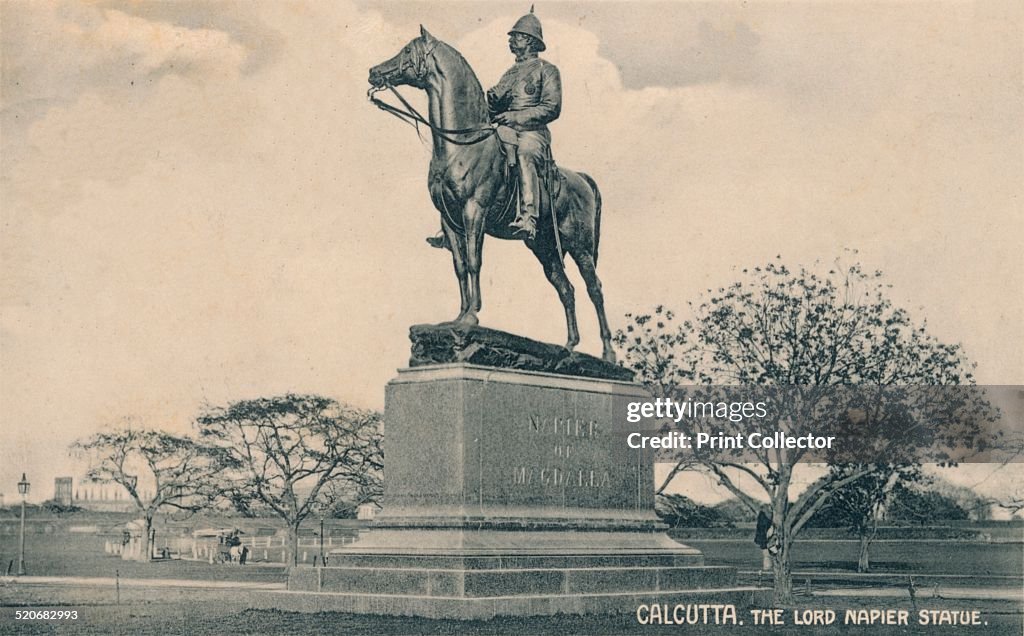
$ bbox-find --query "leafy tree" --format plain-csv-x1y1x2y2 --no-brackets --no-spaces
656,493,732,528
806,465,921,571
326,500,361,520
712,498,757,524
615,259,997,603
41,499,84,518
196,394,383,567
924,476,994,521
887,482,970,524
319,478,379,519
71,427,225,561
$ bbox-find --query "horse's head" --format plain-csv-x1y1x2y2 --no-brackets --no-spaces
368,26,439,90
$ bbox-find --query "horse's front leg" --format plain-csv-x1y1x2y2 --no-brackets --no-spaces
441,218,472,323
456,199,486,326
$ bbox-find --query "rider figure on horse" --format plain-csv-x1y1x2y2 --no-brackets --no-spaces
429,8,560,247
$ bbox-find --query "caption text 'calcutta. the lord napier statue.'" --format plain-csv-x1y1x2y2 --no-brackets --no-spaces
367,10,617,363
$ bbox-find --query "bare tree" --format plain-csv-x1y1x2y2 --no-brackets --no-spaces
72,427,224,561
980,428,1024,516
615,259,997,603
992,495,1024,515
195,394,383,567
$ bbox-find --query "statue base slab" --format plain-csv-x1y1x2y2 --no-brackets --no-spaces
408,323,633,382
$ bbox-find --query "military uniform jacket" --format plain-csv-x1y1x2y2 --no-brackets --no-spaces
487,57,562,132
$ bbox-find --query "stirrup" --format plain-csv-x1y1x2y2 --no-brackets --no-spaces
426,233,450,250
509,216,537,240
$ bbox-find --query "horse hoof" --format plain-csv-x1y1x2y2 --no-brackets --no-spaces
603,350,618,364
454,314,479,327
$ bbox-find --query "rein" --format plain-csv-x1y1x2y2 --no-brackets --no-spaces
369,86,496,146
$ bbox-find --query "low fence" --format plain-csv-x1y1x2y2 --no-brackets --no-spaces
155,534,361,564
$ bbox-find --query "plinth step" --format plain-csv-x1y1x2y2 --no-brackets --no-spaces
324,552,703,570
291,565,737,597
253,586,773,619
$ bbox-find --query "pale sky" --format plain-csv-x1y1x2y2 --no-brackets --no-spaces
2,1,1021,502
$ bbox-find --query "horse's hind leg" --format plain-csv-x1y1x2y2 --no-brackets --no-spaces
531,247,580,350
572,251,616,363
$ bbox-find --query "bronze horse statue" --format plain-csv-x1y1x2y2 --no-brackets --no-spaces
368,27,615,363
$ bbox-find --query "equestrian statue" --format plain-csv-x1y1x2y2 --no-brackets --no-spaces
368,10,616,363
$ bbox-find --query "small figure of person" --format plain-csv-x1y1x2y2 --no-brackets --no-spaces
754,504,774,572
226,531,242,563
239,545,248,565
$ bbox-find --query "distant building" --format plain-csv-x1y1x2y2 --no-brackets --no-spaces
356,502,382,520
73,478,153,513
54,477,73,506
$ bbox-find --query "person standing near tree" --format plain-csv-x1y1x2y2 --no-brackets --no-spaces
755,504,774,572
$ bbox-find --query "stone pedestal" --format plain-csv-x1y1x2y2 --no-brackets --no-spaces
277,334,768,618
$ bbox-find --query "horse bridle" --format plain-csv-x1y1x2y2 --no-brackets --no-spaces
368,39,497,146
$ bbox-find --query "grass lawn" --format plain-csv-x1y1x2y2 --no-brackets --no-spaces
688,540,1023,576
5,532,1020,582
0,533,285,583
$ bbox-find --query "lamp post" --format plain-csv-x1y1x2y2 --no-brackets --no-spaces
318,505,326,566
17,473,30,576
316,500,335,566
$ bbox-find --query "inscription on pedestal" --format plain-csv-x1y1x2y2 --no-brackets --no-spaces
510,414,612,490
511,467,612,488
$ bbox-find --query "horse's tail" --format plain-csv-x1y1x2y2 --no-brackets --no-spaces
579,172,602,265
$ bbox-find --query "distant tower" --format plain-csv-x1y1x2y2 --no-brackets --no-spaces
54,477,74,506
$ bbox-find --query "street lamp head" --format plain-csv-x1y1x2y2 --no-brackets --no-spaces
17,473,29,497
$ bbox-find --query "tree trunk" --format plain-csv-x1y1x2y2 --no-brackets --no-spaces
857,519,878,573
770,473,794,606
771,539,794,605
286,522,300,568
857,531,871,572
140,514,154,562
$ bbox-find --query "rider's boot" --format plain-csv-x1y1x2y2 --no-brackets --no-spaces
510,161,540,240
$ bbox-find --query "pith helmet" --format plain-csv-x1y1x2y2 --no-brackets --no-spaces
508,7,546,51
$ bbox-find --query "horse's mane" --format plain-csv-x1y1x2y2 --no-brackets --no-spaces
432,40,490,126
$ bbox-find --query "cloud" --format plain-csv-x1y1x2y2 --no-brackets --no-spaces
2,3,249,117
83,8,247,74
